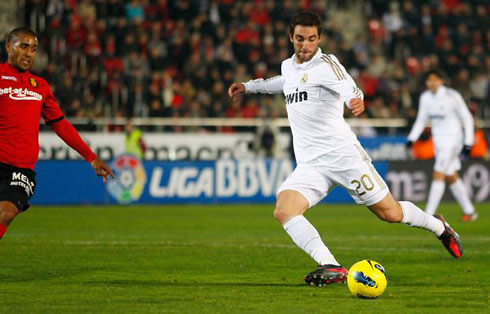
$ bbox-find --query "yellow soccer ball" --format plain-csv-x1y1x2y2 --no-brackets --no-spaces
347,260,388,299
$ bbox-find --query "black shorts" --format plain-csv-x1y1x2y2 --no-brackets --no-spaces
0,162,37,211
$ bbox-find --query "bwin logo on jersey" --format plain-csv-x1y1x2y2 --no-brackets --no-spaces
429,114,445,120
285,88,307,105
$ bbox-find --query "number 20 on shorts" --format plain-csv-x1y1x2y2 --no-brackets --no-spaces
351,174,375,196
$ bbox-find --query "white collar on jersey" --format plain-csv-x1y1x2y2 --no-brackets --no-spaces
431,85,447,96
292,48,323,70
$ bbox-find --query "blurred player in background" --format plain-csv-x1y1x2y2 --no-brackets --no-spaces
228,11,463,288
407,70,478,222
0,27,114,241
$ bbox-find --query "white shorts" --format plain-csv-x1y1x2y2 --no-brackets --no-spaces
277,144,389,208
434,145,462,175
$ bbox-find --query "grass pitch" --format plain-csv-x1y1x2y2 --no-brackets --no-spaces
0,203,488,313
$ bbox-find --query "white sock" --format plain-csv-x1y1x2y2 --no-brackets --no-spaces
400,201,445,237
425,180,446,215
449,179,475,215
283,215,339,266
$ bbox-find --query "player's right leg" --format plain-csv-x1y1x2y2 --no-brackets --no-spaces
0,162,37,240
0,201,20,240
425,170,446,215
275,191,347,286
275,164,347,287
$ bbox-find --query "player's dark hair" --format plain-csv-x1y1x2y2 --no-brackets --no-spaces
424,69,446,81
289,11,322,37
7,27,37,43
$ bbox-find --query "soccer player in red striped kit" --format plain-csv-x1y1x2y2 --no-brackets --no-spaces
0,27,115,240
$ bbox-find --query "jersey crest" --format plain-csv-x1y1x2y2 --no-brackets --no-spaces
29,77,38,88
300,73,308,84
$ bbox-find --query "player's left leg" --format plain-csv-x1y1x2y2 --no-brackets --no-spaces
0,201,20,240
446,173,478,222
329,143,462,258
368,193,443,234
368,193,463,258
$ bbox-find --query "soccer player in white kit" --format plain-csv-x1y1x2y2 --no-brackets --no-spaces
228,11,463,287
407,70,478,222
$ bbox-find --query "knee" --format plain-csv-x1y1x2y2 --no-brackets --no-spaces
274,202,301,225
375,202,403,223
432,171,445,181
445,175,458,184
369,194,403,223
273,205,290,224
273,190,309,224
0,204,19,225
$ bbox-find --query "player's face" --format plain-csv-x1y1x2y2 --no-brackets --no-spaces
6,34,38,72
425,74,443,93
290,25,321,63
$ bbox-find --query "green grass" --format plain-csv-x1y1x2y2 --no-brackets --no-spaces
0,203,488,313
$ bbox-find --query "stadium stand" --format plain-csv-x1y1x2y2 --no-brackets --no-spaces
10,0,489,133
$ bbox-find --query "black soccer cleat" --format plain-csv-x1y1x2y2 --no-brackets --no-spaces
304,264,348,287
434,214,463,258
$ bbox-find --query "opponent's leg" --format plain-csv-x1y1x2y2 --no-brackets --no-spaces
0,201,20,240
275,190,347,286
446,174,478,222
368,193,463,258
425,171,446,215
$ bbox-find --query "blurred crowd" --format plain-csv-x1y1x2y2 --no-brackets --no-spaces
8,0,489,132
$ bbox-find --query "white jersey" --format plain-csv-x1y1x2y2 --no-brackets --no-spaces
243,48,363,163
407,86,474,150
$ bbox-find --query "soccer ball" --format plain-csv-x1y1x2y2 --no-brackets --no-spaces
347,260,387,299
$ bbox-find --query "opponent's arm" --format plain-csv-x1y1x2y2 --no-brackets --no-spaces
42,89,115,182
407,96,429,143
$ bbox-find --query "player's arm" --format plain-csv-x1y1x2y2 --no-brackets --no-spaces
406,95,429,146
453,91,475,156
453,92,474,146
228,76,284,103
319,55,364,116
42,89,115,182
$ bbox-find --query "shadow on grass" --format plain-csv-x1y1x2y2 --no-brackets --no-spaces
0,266,115,283
85,279,307,288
